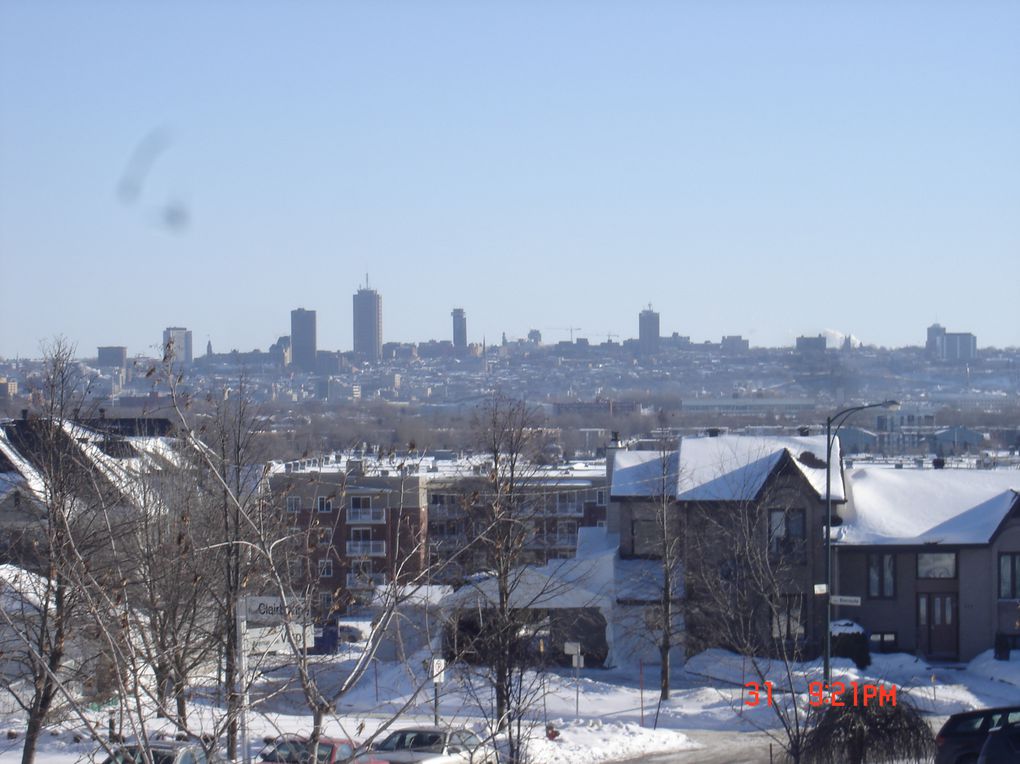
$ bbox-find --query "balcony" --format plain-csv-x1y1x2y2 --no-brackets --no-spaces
347,540,387,558
348,506,387,524
347,572,387,589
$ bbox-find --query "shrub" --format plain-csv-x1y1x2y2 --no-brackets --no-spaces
801,693,934,764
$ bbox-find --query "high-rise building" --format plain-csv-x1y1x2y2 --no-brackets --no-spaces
452,308,467,355
638,306,660,355
926,323,977,362
162,327,193,364
291,308,317,372
97,346,128,369
353,288,382,362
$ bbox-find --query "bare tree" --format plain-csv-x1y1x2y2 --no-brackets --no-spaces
683,472,817,763
0,339,114,764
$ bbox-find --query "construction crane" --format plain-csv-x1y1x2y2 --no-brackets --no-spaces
547,326,582,342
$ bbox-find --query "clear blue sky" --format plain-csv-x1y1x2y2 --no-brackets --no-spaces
2,1,1018,358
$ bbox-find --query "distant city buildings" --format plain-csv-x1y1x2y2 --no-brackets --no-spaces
451,308,467,356
162,327,193,365
926,323,977,363
638,306,660,355
291,308,317,372
353,287,382,362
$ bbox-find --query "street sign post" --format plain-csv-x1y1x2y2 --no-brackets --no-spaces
432,658,446,725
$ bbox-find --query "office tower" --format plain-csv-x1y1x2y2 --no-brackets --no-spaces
452,308,467,355
97,346,127,369
291,308,317,372
638,306,660,355
926,323,945,359
162,327,193,364
353,287,382,362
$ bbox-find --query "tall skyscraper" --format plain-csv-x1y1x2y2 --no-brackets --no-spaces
353,288,382,362
452,308,467,355
291,308,317,372
638,305,660,355
162,327,193,364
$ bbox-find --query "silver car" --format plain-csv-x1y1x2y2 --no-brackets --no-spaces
364,727,498,764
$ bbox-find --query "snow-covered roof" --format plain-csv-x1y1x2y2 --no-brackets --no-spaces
836,467,1020,546
0,564,49,614
611,434,840,502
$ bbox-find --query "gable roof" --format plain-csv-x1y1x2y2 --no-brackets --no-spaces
836,466,1020,546
611,434,840,502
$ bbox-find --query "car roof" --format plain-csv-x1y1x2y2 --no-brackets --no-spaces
950,706,1020,717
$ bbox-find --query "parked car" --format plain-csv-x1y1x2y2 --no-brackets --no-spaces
260,736,357,764
362,727,498,764
978,720,1020,763
935,706,1020,764
99,742,225,764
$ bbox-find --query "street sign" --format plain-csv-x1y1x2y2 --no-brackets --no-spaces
572,654,585,669
564,641,581,655
245,596,288,626
432,658,446,684
830,595,862,607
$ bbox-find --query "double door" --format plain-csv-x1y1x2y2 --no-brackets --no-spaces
917,593,958,659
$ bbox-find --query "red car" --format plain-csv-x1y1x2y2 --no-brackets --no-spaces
260,736,357,764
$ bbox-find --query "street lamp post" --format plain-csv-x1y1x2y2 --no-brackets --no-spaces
823,399,899,686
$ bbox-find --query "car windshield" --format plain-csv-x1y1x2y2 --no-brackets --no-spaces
375,731,444,752
262,741,335,763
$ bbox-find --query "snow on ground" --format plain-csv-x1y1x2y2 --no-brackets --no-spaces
6,647,1020,763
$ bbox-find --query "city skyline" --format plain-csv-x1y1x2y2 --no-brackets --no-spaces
1,3,1018,358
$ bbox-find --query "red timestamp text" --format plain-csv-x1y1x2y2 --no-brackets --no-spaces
808,681,896,707
742,681,897,707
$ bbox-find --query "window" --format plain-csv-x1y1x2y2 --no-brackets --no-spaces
917,552,956,579
286,496,301,512
768,508,805,557
316,496,332,513
868,632,898,653
771,595,805,641
868,553,895,598
596,489,607,507
316,528,332,547
318,559,333,579
351,496,372,510
1000,553,1020,599
319,591,333,614
350,527,372,543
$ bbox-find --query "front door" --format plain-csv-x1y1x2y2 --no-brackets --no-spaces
917,593,958,659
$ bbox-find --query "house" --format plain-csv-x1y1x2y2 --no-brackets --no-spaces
609,434,843,660
834,466,1020,661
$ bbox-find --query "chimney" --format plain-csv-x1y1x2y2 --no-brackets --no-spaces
606,432,624,487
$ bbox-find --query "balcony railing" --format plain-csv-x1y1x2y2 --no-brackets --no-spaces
346,572,387,589
552,502,583,516
429,505,463,519
347,540,387,557
348,506,386,524
429,535,466,551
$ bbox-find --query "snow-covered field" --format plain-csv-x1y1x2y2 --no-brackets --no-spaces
4,647,1020,764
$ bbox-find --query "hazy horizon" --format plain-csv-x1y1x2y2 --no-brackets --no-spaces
2,2,1018,358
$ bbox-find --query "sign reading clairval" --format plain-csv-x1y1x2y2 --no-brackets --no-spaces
244,596,304,626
